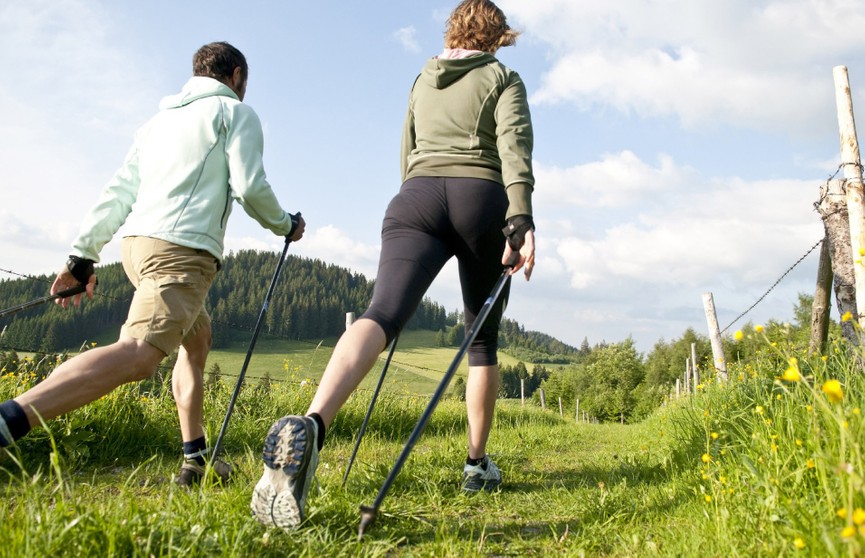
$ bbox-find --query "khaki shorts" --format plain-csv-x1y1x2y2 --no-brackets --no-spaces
120,236,219,356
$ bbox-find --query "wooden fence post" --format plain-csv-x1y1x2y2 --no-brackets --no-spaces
684,359,690,394
540,388,546,410
675,378,680,399
520,378,525,406
558,397,563,417
834,65,865,328
810,237,833,355
702,292,729,381
817,179,859,344
691,343,699,391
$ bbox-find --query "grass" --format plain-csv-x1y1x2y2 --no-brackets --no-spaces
206,329,531,397
2,325,864,556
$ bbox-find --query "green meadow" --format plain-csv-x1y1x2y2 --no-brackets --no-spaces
1,325,864,556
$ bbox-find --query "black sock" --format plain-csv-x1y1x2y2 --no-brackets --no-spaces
0,400,31,447
308,412,326,451
466,455,486,468
183,436,207,466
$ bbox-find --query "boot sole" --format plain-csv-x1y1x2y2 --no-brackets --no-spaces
251,416,318,531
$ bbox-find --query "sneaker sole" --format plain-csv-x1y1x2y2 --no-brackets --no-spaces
251,416,318,531
461,477,502,493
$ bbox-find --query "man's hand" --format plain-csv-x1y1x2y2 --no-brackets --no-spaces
51,268,96,308
287,212,305,242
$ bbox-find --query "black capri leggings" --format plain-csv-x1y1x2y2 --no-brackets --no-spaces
361,176,510,366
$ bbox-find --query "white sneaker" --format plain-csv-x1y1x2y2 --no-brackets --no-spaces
461,455,502,492
251,415,319,531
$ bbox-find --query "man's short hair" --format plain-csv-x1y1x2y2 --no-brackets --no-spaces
193,42,248,82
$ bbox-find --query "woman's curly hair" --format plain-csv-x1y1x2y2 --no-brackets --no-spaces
444,0,519,53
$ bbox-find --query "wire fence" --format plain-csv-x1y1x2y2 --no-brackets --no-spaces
0,265,452,394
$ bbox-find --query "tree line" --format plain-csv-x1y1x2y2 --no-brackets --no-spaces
531,293,836,423
0,250,569,356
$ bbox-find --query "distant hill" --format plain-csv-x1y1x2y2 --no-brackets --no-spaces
0,250,577,360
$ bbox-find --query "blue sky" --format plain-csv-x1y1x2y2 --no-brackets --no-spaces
2,0,864,353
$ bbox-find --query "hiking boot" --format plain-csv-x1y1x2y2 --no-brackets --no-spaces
251,415,319,531
174,458,233,487
461,455,502,492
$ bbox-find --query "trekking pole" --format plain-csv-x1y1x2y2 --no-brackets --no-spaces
357,260,515,538
0,283,88,319
342,335,399,487
211,229,295,465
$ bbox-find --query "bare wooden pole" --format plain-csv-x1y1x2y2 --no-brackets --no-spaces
575,398,580,422
810,237,833,355
520,378,525,406
690,343,699,391
834,65,865,327
702,292,729,381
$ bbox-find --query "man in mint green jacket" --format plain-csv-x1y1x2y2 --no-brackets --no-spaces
0,42,304,485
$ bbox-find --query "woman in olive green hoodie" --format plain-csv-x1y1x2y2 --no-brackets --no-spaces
253,0,535,531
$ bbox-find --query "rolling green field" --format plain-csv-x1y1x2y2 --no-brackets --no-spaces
206,329,533,398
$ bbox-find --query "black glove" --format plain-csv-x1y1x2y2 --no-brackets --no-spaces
502,215,535,250
66,255,95,284
286,211,302,240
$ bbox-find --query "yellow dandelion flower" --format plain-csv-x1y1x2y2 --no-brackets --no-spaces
806,405,813,413
793,537,805,549
755,405,764,415
821,355,828,362
854,408,861,416
841,526,856,539
781,368,801,382
837,508,847,519
822,380,844,404
795,439,803,447
806,459,815,469
701,473,709,480
771,443,778,452
755,324,764,333
711,432,719,440
842,311,854,322
704,495,712,503
702,453,712,463
853,508,865,526
734,330,744,341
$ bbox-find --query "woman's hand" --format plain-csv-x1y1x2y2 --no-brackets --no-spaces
502,229,534,281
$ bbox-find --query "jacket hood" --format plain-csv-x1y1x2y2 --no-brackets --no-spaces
159,76,239,110
420,52,496,89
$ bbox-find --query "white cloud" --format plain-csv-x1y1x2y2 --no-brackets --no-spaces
498,0,865,134
534,152,693,208
393,26,421,53
292,226,381,279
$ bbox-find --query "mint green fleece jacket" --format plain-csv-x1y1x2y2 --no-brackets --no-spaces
71,76,293,263
401,52,534,219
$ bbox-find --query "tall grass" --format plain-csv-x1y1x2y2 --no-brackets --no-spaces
664,323,865,556
1,325,864,556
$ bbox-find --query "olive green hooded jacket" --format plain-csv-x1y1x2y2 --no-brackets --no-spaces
401,52,534,219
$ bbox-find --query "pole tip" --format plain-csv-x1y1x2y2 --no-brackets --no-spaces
358,504,377,539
